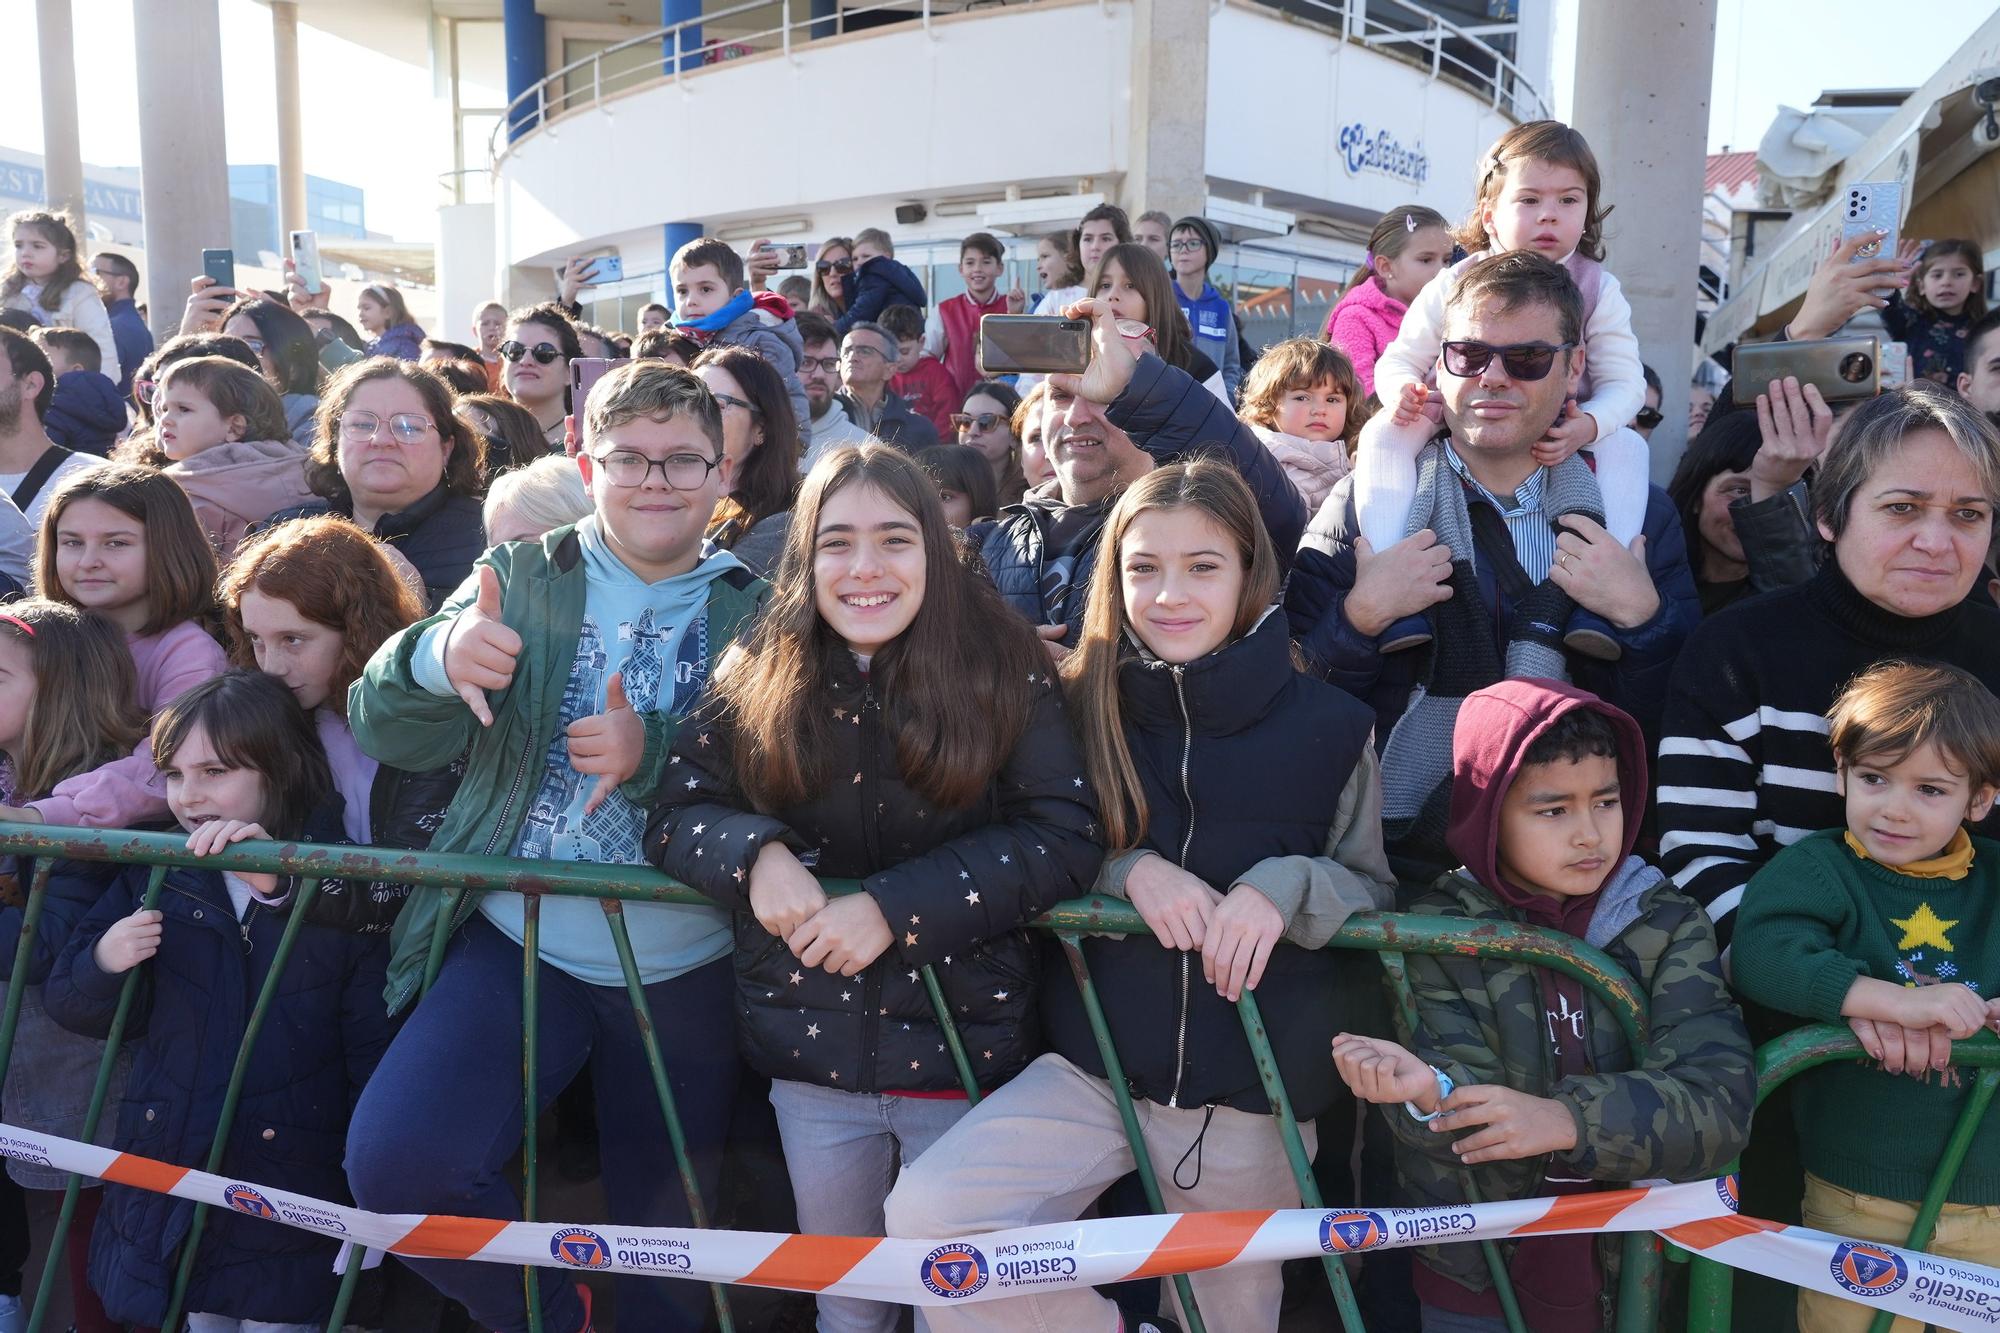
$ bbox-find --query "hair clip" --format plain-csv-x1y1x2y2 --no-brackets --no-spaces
1404,213,1418,233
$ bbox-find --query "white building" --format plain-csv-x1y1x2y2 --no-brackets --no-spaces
270,0,1555,345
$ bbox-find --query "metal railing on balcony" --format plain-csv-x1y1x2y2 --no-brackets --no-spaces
485,0,1549,170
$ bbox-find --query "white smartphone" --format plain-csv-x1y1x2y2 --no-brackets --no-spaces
1840,181,1902,263
290,229,323,296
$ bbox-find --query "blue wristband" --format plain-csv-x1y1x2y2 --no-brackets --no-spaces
1404,1067,1455,1122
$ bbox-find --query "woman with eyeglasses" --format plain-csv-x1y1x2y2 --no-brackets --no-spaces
500,303,583,451
953,379,1027,505
808,236,856,321
694,344,801,577
262,360,487,610
355,283,426,362
217,297,325,446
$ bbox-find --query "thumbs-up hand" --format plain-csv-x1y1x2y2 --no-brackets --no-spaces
567,671,644,814
442,566,523,727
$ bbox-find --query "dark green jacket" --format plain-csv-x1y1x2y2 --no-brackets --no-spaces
348,524,765,1012
1387,869,1755,1297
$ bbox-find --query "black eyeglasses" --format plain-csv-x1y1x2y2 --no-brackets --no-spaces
798,355,841,374
711,391,760,417
499,340,562,365
1635,407,1664,429
589,449,719,490
1439,340,1575,382
816,258,854,274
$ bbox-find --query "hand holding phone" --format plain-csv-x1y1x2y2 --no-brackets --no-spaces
290,230,323,297
1841,181,1903,264
978,315,1091,376
201,248,235,293
1732,335,1880,406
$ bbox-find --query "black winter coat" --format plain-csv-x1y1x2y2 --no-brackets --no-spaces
44,817,392,1327
1041,611,1377,1119
647,655,1101,1094
265,482,486,612
971,355,1306,645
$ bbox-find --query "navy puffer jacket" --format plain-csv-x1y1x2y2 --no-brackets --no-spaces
44,816,392,1328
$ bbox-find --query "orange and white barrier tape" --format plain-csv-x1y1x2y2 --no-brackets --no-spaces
1666,1211,2000,1329
2,1121,1996,1319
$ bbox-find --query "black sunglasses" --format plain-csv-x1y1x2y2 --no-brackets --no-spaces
1439,340,1575,382
1635,407,1664,429
816,258,855,274
499,340,561,365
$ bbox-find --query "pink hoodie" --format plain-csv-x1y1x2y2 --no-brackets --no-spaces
164,438,318,563
1324,276,1408,399
28,621,229,827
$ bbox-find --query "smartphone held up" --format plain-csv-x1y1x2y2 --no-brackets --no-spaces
978,315,1091,376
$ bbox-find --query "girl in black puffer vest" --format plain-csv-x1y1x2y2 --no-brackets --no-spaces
648,443,1101,1333
888,460,1394,1333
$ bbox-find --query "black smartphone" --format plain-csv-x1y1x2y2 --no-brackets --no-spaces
978,315,1090,376
201,248,235,291
1732,336,1880,405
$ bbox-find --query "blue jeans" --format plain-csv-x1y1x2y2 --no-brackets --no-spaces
768,1079,968,1333
345,916,737,1333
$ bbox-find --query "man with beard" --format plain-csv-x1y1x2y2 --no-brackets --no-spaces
1286,250,1698,880
795,309,870,473
970,298,1305,656
0,328,97,532
1961,309,2000,428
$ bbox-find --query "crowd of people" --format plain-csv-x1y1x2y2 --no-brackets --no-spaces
0,107,1992,1333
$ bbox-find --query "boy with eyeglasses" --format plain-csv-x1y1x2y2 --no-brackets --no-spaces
1169,216,1243,399
669,236,811,455
346,360,764,1333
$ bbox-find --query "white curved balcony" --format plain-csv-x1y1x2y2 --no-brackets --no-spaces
486,0,1545,270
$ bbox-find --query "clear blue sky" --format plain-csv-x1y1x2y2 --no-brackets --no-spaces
5,0,1996,243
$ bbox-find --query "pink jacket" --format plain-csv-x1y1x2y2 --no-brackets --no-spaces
1324,277,1407,399
165,438,317,563
28,621,229,827
1250,423,1351,515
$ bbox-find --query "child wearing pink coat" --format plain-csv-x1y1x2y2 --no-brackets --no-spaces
1324,205,1452,400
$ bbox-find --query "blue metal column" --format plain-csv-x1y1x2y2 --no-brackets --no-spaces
662,222,705,311
810,0,837,42
503,0,546,141
663,0,703,73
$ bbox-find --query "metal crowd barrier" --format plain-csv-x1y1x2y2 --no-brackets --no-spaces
1678,1024,2000,1333
0,829,1671,1333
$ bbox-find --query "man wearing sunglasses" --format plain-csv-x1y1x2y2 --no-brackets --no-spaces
1288,250,1698,881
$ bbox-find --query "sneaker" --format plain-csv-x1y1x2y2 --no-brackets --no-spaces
1130,1316,1183,1333
1562,606,1623,662
1377,612,1433,654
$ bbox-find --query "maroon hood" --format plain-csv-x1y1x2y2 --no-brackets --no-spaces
1445,679,1648,934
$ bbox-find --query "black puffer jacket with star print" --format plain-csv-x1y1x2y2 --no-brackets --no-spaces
646,654,1101,1094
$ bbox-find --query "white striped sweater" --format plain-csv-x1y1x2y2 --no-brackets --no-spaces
1657,562,2000,946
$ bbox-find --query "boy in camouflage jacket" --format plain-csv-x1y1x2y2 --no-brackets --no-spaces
1335,680,1754,1332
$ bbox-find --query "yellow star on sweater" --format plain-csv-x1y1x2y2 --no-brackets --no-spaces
1891,902,1959,952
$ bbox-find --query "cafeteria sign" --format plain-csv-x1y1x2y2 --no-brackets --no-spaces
1338,123,1429,186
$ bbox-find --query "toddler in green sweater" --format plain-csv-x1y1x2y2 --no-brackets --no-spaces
1735,660,2000,1333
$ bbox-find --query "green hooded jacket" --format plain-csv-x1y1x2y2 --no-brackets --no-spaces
348,523,765,1013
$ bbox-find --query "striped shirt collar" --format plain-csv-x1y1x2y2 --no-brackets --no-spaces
1442,442,1543,515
